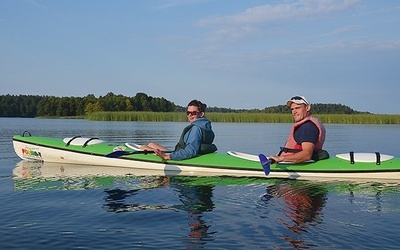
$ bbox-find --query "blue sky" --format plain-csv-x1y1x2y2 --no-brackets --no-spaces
1,0,399,114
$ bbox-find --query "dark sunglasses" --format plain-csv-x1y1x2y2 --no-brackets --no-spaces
290,96,309,105
186,111,200,116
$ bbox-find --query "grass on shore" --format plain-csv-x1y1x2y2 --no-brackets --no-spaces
86,111,400,124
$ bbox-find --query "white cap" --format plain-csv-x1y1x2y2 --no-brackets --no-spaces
286,96,310,107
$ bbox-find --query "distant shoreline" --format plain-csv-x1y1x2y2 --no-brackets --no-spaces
84,112,400,124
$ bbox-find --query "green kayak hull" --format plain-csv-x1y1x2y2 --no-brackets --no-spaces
12,134,400,181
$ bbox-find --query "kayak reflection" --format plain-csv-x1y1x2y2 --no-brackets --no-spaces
102,176,215,245
13,160,216,246
101,176,170,212
13,160,399,249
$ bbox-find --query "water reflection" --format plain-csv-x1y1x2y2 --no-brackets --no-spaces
259,180,400,249
13,161,216,247
170,178,214,246
261,182,328,249
12,160,400,249
101,176,215,247
345,183,387,213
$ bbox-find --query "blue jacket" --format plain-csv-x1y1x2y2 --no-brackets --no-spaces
170,118,215,160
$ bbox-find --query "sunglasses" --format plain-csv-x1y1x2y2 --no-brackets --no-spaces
186,111,200,116
290,96,309,105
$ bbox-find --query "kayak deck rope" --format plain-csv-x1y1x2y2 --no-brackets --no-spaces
65,136,101,148
22,131,31,137
375,152,381,165
66,136,81,147
82,137,100,148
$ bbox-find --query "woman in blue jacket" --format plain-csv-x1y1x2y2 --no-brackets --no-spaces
140,99,217,160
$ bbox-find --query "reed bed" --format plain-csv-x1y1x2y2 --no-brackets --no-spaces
87,111,187,122
86,112,400,124
315,114,400,124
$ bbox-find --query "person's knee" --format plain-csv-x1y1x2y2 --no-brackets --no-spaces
148,142,158,148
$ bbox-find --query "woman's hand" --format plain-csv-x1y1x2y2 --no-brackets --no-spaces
154,148,170,160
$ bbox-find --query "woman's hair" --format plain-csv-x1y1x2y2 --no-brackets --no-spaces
188,99,207,113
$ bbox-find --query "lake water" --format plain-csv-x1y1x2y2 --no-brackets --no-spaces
1,118,400,249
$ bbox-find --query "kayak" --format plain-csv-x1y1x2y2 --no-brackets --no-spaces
12,133,400,181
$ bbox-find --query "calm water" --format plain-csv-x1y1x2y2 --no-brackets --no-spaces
1,118,400,249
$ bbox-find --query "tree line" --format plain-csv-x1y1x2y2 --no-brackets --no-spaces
261,103,368,114
0,92,175,117
0,92,367,118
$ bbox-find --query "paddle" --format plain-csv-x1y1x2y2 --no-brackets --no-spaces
258,154,276,176
105,149,173,158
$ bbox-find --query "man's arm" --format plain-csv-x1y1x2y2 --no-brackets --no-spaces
269,142,315,163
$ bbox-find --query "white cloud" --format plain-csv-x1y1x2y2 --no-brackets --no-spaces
324,25,360,36
197,0,361,26
193,0,363,52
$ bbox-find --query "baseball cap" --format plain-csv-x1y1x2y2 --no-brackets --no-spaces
286,96,310,107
